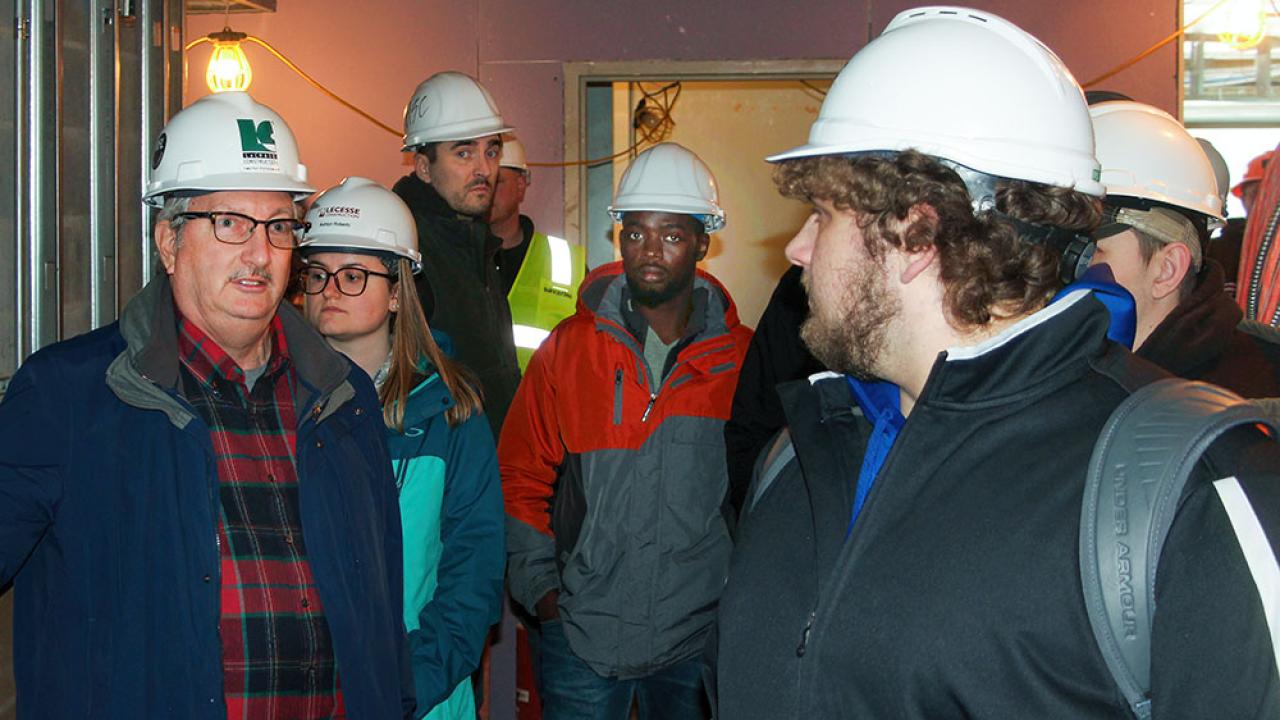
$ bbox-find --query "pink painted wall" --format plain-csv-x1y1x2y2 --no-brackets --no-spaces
186,0,1179,240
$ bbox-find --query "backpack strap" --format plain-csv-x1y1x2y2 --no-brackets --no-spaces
1080,378,1275,720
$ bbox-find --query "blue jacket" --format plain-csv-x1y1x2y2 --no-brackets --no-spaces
0,275,414,719
388,358,505,719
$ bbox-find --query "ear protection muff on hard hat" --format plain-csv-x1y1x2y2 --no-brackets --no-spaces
942,158,1096,284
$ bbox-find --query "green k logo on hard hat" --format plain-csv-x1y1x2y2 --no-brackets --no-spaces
237,119,277,152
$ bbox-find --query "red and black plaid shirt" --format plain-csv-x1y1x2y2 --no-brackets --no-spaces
177,314,346,720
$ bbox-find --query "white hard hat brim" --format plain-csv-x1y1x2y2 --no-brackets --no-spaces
766,138,1106,198
143,171,316,207
299,234,423,270
401,123,515,152
608,204,726,233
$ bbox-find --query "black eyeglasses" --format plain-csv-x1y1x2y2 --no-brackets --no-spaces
300,264,395,297
175,211,310,250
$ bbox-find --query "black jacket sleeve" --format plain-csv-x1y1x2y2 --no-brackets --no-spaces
724,265,825,519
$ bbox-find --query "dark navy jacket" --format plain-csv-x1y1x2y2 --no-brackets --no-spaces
0,275,414,719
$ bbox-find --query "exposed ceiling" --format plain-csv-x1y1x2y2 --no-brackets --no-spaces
186,0,276,13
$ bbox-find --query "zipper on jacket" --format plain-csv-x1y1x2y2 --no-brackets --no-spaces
637,341,732,423
796,611,816,657
641,393,657,422
613,368,624,425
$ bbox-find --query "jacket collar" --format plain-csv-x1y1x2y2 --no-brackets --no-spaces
393,333,459,430
578,261,738,344
392,172,502,256
917,289,1111,408
519,214,536,246
619,285,710,345
109,273,354,425
393,171,460,220
398,370,453,429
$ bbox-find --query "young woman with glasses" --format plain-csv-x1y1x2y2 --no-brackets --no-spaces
298,177,504,720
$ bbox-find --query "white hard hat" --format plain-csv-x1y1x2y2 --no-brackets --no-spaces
1090,101,1225,224
500,135,529,172
299,177,422,273
608,142,726,232
767,6,1104,197
1195,137,1230,215
402,71,514,151
143,91,315,207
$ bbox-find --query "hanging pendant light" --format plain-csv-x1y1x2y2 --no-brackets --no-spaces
204,28,252,93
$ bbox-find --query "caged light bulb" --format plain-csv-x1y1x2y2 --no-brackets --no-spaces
205,30,252,93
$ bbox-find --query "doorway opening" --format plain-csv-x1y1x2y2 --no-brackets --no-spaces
563,60,841,327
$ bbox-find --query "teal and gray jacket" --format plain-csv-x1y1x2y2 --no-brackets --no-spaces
388,357,505,719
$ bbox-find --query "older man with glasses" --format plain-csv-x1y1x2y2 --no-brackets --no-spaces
0,92,414,720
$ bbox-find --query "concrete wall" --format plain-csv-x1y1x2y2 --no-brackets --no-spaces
187,0,1180,243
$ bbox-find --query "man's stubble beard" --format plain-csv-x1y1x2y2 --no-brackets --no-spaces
800,257,900,382
446,179,494,219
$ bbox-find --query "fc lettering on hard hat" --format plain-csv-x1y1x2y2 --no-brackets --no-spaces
406,95,430,123
400,71,513,151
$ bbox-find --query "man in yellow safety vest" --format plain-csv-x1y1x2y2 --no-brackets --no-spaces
489,136,587,370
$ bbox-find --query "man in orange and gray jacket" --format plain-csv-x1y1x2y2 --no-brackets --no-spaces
499,143,751,719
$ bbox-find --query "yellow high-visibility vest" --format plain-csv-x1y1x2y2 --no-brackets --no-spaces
508,232,586,371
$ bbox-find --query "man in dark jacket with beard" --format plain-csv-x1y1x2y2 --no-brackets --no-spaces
712,8,1280,720
1088,100,1280,416
394,71,521,438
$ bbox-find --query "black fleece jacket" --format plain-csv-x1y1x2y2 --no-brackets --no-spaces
712,292,1280,719
393,172,520,438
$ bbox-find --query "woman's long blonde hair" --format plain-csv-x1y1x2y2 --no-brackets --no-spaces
380,257,483,431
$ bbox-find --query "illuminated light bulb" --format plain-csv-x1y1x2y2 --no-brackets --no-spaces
1217,0,1269,50
204,29,252,93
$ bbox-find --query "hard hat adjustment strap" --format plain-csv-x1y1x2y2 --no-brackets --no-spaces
942,158,1094,283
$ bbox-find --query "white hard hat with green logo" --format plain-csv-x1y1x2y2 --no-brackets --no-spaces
143,91,315,207
1091,101,1224,223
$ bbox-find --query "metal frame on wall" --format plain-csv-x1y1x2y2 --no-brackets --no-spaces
1,0,183,397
